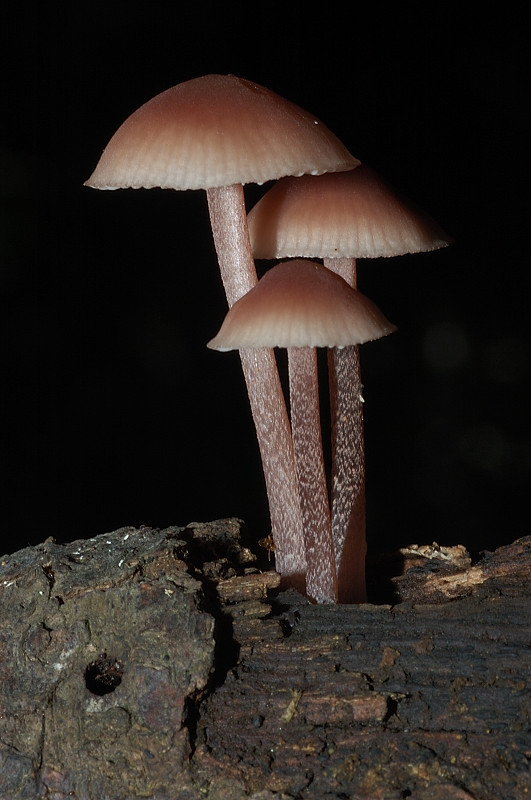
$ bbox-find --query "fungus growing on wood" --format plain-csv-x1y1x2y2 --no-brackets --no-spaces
84,74,360,591
208,259,395,602
248,166,451,601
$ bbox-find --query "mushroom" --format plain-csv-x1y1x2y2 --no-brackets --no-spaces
84,74,360,591
208,259,396,603
247,166,452,601
248,165,451,261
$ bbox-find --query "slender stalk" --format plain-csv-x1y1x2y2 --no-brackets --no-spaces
326,256,356,289
288,346,337,603
207,185,306,590
324,256,367,603
328,343,367,602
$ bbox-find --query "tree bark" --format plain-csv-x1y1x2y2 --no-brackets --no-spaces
1,522,529,799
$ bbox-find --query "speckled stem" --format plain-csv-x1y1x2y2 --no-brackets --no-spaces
288,346,337,603
324,257,367,603
207,185,306,589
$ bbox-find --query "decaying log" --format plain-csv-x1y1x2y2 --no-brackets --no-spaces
0,521,529,799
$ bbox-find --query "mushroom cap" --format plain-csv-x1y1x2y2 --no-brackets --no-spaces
248,165,452,259
207,259,396,350
84,75,359,192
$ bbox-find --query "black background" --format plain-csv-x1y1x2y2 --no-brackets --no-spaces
2,5,529,560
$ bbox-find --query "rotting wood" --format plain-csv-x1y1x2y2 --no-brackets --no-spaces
0,523,529,799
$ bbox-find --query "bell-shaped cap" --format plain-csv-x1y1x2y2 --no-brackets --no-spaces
248,165,452,259
207,259,396,350
85,75,359,192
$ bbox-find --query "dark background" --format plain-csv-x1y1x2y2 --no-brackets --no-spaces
2,5,529,560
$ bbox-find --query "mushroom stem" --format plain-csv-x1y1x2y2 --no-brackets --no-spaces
324,256,367,603
288,346,337,603
206,184,306,589
206,184,258,305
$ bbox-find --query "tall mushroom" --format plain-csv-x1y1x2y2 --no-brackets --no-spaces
84,74,360,591
208,259,396,603
247,166,451,600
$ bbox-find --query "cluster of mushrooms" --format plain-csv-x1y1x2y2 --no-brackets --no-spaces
85,75,451,604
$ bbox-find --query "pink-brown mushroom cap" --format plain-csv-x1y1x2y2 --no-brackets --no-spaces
248,166,452,259
207,259,396,350
84,75,359,192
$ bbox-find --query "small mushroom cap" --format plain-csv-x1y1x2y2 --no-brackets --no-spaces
248,165,452,259
207,259,396,350
84,75,359,192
